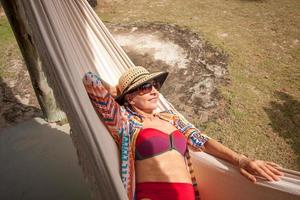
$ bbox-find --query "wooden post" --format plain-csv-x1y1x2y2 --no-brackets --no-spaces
87,0,97,8
1,0,66,123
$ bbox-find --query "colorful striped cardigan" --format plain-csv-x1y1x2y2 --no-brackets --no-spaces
83,72,211,200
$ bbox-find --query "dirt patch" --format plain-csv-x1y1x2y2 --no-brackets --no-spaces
0,45,42,128
108,23,229,123
0,23,228,128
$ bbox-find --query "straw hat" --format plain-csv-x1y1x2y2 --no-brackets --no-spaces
115,66,168,105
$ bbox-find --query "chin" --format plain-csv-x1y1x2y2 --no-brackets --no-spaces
148,102,158,110
142,101,157,111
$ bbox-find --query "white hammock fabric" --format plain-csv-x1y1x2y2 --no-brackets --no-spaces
19,0,300,199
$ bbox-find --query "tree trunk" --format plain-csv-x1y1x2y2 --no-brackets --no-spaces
1,0,66,123
87,0,97,8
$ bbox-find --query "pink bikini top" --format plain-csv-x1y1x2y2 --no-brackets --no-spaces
135,128,187,160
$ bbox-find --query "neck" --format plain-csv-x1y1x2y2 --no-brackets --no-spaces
131,105,156,120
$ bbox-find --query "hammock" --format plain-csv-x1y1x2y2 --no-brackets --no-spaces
12,0,300,199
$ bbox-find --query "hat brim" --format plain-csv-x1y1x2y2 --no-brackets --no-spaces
115,71,169,105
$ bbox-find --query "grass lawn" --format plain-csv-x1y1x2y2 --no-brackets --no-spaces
0,16,20,78
96,0,300,170
0,1,299,170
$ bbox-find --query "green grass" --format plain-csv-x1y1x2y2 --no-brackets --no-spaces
0,16,19,78
0,17,14,42
96,0,300,170
0,1,299,170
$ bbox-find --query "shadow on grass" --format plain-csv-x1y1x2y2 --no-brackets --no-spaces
0,75,42,127
264,91,300,168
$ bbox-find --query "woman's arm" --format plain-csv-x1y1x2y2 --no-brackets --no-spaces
203,139,284,182
173,112,283,182
100,78,118,98
82,72,130,146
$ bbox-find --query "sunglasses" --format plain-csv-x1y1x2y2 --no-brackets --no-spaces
133,81,161,95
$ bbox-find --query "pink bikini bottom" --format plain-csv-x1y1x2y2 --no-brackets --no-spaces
136,182,195,200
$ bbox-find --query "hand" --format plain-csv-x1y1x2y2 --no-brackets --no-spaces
98,78,118,97
238,155,284,183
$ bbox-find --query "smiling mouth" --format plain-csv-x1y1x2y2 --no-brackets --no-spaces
149,97,158,102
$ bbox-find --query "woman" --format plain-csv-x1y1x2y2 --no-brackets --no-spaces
83,66,283,200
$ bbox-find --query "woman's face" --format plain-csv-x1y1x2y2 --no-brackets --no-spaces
126,82,160,112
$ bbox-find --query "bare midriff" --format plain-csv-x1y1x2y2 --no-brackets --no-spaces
135,116,192,183
135,146,192,183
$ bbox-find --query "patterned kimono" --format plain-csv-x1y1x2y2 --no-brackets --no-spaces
83,72,211,200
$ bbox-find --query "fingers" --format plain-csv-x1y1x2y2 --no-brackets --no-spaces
239,158,284,183
261,165,281,181
252,161,283,181
265,164,284,176
266,161,281,168
240,160,284,182
240,168,256,183
255,166,276,181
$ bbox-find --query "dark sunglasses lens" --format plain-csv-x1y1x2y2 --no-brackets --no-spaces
137,81,161,94
138,83,152,94
153,82,161,90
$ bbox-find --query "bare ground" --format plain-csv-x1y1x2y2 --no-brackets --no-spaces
0,22,227,129
1,0,300,170
0,45,42,128
95,0,300,170
109,23,229,123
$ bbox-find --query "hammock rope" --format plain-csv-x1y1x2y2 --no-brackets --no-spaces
14,0,300,199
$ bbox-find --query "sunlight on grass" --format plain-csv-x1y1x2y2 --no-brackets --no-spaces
0,0,299,170
96,0,300,170
0,16,20,78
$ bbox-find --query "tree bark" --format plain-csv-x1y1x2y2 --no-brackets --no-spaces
1,0,66,123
